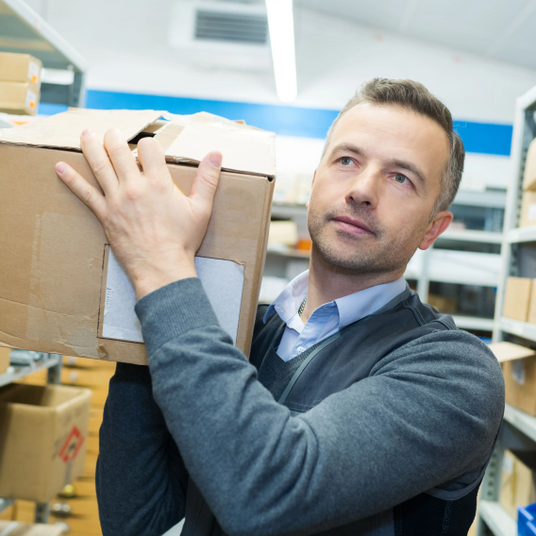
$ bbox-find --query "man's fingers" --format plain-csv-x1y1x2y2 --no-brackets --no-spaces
137,137,170,182
56,161,107,222
102,128,141,184
191,152,222,207
79,129,120,195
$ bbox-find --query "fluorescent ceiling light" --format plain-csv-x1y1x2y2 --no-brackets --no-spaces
265,0,297,102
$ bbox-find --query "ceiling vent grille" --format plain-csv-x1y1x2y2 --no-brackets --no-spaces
195,10,268,45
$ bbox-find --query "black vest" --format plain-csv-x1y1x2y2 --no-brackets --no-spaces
182,289,480,536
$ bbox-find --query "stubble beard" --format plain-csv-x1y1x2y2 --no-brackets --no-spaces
308,208,421,277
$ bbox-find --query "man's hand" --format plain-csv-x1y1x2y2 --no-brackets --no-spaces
55,127,222,300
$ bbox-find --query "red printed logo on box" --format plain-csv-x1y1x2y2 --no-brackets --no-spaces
59,426,84,464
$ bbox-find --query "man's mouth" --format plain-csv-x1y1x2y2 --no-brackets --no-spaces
332,216,374,236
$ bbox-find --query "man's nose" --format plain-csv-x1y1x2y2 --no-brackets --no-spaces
345,166,380,208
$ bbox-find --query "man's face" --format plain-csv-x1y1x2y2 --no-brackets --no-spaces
308,102,451,278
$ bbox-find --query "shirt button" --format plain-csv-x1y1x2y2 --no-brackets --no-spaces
296,346,306,354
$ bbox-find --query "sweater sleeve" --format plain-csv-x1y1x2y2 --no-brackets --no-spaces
136,278,504,536
96,361,188,536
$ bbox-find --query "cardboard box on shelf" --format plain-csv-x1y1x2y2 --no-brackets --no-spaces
426,294,457,315
0,383,91,502
503,277,533,322
520,191,536,228
0,345,10,375
0,109,275,364
499,450,536,519
0,81,39,116
524,138,536,192
529,280,536,325
268,220,298,247
0,521,64,536
0,52,42,85
489,341,536,416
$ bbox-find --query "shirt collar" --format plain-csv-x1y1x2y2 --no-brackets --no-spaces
264,271,407,327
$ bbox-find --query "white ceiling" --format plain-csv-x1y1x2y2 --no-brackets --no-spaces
296,0,536,71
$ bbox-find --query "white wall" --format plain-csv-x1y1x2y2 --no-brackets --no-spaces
27,0,536,191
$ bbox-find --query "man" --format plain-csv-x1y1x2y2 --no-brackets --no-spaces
55,78,504,536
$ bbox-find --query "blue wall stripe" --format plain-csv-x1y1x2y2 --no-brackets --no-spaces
453,121,512,157
39,89,513,157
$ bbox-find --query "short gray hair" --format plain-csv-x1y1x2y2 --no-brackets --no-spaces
322,78,465,217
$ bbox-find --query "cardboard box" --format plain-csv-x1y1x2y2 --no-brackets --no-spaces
0,345,10,375
529,280,536,325
503,277,533,322
524,138,536,191
0,52,42,85
0,522,64,536
0,109,275,364
499,450,536,519
520,191,536,228
427,294,457,314
0,383,91,502
489,342,536,416
0,81,39,115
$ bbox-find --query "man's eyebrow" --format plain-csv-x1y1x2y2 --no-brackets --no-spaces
329,143,366,158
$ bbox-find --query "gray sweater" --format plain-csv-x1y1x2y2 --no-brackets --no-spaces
96,278,504,536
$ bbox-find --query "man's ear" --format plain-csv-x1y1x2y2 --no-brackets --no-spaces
419,211,453,251
306,170,317,209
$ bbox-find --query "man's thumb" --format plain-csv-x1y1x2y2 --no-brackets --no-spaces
191,151,222,204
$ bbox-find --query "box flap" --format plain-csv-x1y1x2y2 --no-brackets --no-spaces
159,112,276,178
488,341,536,363
0,108,163,150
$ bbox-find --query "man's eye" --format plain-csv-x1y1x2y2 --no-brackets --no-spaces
394,173,410,184
339,157,353,166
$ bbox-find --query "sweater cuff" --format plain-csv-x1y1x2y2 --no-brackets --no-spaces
135,278,219,355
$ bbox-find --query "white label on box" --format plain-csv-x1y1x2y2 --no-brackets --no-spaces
25,89,37,112
503,455,514,474
512,359,526,385
28,61,40,83
102,249,244,344
529,204,536,221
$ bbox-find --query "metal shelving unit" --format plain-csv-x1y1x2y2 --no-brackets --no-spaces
0,353,62,388
479,501,517,536
0,0,86,107
478,84,536,536
268,198,503,333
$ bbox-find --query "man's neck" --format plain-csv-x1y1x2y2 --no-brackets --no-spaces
300,250,405,323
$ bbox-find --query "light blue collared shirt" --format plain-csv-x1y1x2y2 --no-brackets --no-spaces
264,271,407,361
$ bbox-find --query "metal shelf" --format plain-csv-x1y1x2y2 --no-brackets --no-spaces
453,315,494,331
439,229,503,244
479,501,516,536
0,0,86,107
507,226,536,244
453,190,506,209
0,353,61,388
499,317,536,342
266,245,310,259
503,404,536,444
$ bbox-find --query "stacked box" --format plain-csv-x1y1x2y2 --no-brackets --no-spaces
500,450,536,519
489,342,536,416
0,52,42,115
503,277,533,322
0,383,91,502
